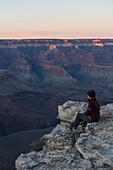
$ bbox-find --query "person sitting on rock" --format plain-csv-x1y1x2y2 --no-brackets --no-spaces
70,90,100,130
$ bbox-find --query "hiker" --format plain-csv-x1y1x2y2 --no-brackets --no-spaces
70,90,100,130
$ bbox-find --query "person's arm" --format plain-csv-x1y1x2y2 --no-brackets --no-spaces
84,102,93,116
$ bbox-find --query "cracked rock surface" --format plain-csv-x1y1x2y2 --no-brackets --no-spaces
15,101,113,170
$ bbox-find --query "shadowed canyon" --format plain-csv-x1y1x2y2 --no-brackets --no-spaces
0,39,113,137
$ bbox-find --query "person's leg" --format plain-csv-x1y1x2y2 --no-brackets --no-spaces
78,113,94,123
70,113,83,129
70,113,93,129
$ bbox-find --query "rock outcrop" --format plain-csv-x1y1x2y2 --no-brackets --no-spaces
15,101,113,170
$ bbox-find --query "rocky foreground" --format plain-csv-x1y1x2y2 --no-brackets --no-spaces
15,101,113,170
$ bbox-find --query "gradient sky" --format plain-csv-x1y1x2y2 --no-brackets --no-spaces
0,0,113,39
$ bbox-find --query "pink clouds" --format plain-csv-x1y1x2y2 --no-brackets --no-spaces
0,29,113,39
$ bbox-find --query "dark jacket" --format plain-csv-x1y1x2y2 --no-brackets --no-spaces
84,97,100,122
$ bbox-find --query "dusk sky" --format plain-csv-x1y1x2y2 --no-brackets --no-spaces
0,0,113,39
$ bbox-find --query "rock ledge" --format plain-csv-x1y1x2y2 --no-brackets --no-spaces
15,101,113,170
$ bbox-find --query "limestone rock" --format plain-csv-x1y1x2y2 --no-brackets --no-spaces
15,101,113,170
75,120,113,169
57,100,88,124
100,103,113,116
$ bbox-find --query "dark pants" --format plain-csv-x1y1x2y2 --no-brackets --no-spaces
70,113,94,129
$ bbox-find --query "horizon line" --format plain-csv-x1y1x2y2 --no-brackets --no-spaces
0,37,113,40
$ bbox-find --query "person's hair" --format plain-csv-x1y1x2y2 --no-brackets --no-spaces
87,90,96,98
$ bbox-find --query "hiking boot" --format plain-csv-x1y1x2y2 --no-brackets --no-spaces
70,126,73,130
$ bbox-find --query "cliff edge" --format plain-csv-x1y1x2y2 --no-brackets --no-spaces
15,101,113,170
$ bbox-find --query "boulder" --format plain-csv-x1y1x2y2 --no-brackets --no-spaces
15,101,113,170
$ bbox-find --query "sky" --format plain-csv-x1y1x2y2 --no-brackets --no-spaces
0,0,113,39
